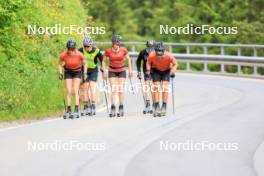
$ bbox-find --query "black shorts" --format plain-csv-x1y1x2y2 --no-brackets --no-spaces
64,70,82,79
108,71,126,78
151,69,170,82
84,68,99,82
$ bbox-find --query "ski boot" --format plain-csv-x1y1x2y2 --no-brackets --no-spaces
143,101,152,114
91,102,96,116
153,103,160,117
63,106,71,119
160,103,167,117
109,105,116,118
81,105,90,116
70,111,80,119
70,106,80,119
117,105,124,117
63,111,71,119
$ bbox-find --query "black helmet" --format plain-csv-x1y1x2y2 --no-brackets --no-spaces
66,39,76,49
146,40,155,53
146,40,155,48
111,35,122,44
155,42,164,56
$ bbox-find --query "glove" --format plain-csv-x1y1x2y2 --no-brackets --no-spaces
170,72,175,78
145,71,151,80
137,72,142,80
100,68,104,73
59,73,63,80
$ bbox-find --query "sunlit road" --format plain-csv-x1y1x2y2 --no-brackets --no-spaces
0,74,264,176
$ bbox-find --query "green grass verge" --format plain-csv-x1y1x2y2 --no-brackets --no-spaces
0,0,86,121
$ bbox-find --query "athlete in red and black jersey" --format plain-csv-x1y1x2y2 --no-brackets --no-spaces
136,40,156,114
102,35,133,117
146,42,177,117
58,39,87,119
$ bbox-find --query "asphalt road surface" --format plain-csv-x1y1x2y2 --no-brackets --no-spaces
0,73,264,176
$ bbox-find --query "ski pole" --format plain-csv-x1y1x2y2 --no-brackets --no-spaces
147,80,155,104
88,80,94,108
139,78,146,104
171,77,175,115
102,77,109,113
60,79,66,113
129,77,135,94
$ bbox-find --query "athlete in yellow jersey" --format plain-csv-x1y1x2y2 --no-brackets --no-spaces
78,37,103,116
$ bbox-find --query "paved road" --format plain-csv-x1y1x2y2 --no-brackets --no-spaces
0,74,264,176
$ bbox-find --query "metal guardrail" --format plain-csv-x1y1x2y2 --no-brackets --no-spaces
95,42,264,78
95,42,264,56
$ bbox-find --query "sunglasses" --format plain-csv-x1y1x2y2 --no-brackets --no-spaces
84,45,92,48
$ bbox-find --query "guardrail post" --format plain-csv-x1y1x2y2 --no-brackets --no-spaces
237,48,241,56
204,62,208,72
169,46,172,53
253,65,258,75
253,48,257,57
221,46,225,55
186,61,190,71
237,64,242,75
220,63,225,73
186,46,190,54
203,46,208,55
131,45,136,52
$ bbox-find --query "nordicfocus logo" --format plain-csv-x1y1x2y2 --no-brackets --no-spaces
27,24,106,35
160,140,239,151
27,140,106,151
94,82,173,93
160,24,238,35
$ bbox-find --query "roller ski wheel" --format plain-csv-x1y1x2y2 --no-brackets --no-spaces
109,113,116,118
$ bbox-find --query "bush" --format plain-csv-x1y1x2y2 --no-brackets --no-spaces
0,0,86,121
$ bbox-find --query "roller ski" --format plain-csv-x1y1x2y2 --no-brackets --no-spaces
109,105,116,118
117,105,124,117
70,111,80,119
